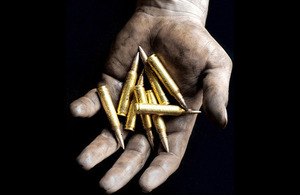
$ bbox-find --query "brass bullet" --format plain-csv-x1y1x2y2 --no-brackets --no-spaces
124,98,137,131
145,65,170,105
139,46,188,110
139,48,170,105
117,52,139,116
135,103,201,116
134,70,155,149
97,85,125,150
146,90,169,152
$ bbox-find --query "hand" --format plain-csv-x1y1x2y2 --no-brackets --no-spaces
70,0,232,193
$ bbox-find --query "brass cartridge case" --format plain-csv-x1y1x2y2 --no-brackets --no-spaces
135,103,201,116
146,90,169,152
134,85,152,130
124,98,137,131
145,65,170,105
147,54,188,110
97,85,125,149
139,46,170,105
134,71,154,148
117,52,139,116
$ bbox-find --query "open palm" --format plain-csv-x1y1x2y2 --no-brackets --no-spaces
70,2,232,193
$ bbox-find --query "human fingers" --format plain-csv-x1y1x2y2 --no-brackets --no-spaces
202,41,232,129
77,128,128,170
76,129,128,170
76,74,128,169
138,132,187,192
139,112,200,192
99,133,151,194
70,71,124,118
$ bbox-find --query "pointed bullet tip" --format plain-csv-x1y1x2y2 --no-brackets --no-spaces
121,143,125,150
146,129,154,149
165,146,169,153
138,46,143,54
186,110,201,114
161,137,169,153
135,51,140,60
137,69,145,85
119,139,125,150
116,132,125,150
182,102,188,111
131,51,139,71
138,46,148,65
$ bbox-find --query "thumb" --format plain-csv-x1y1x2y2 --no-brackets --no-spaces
70,13,150,117
202,45,232,129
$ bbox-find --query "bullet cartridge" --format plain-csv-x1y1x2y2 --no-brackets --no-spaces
117,52,139,116
146,53,188,110
97,85,125,149
146,90,169,152
145,65,170,105
124,98,137,131
139,47,170,105
134,85,152,130
135,103,201,116
134,70,154,148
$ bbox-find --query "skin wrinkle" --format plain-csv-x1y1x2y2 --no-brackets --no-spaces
136,4,203,22
99,134,118,152
86,88,99,105
105,15,151,81
81,96,96,109
126,143,148,154
106,40,134,80
112,150,146,173
70,88,101,117
151,163,169,175
78,131,119,170
159,151,181,163
140,152,181,191
169,132,189,158
150,21,211,94
101,135,151,193
106,55,128,81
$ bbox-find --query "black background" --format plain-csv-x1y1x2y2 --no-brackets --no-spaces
4,0,295,194
5,0,295,194
64,0,234,194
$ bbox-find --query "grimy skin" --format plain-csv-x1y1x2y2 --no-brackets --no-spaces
70,0,232,193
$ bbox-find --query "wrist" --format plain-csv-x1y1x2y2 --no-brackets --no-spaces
136,0,209,25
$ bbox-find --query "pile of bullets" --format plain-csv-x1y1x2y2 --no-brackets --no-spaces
97,46,201,153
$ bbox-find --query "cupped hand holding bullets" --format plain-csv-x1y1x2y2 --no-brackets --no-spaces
70,0,232,193
97,48,202,152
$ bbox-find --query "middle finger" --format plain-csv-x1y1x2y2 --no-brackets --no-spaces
99,133,151,194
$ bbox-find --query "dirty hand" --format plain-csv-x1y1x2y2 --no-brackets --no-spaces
70,0,232,193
